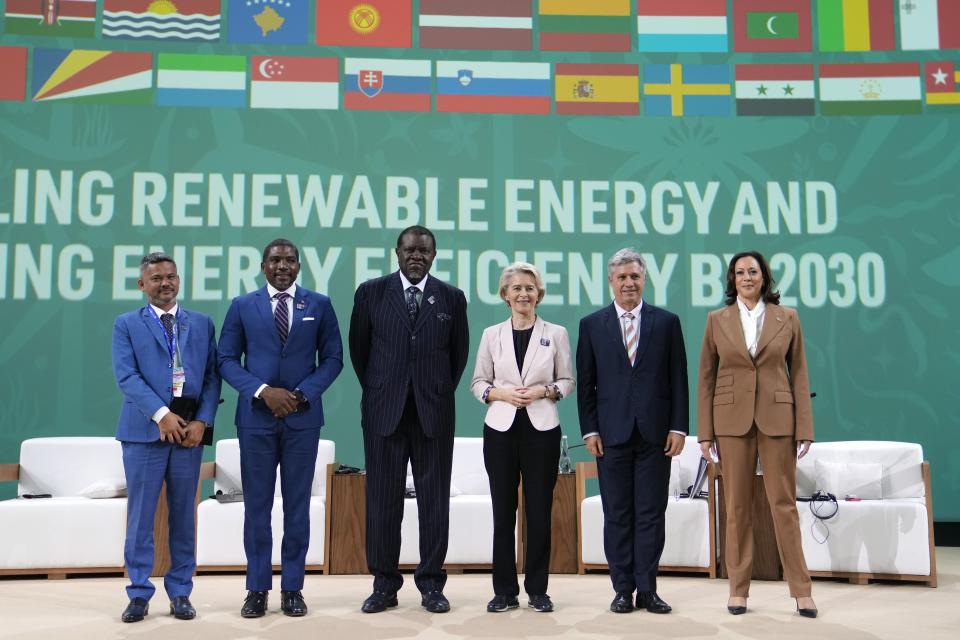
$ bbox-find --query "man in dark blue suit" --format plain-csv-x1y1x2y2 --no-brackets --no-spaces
349,226,469,614
218,238,343,618
577,248,688,615
112,252,221,623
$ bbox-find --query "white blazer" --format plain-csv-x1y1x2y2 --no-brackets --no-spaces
470,316,576,431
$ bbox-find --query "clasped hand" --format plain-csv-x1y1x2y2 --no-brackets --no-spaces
158,413,204,447
261,386,300,418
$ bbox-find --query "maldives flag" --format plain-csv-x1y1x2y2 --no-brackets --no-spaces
316,0,412,48
899,0,960,51
0,47,28,102
732,0,811,52
251,56,338,110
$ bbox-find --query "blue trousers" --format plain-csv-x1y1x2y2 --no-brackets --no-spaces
239,425,320,591
121,440,203,601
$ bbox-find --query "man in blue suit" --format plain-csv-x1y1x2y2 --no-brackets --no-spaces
112,252,221,623
577,248,688,615
218,238,343,618
349,226,469,614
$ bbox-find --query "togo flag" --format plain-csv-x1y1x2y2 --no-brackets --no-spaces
899,0,960,51
819,63,921,116
925,62,960,110
158,54,246,108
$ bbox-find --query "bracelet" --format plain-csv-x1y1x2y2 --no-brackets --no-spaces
543,386,549,399
481,386,493,403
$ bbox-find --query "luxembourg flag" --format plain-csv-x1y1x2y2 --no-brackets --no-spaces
637,0,728,52
344,58,430,112
436,61,549,115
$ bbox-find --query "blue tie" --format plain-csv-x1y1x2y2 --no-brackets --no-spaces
274,292,290,345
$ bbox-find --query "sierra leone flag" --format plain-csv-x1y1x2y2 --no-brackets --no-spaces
157,53,246,107
819,63,921,116
736,64,814,116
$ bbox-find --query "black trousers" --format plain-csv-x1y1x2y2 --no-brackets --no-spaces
364,392,454,595
483,416,561,597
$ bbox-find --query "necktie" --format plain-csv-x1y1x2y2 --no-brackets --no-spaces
405,286,421,320
274,292,290,345
622,312,637,366
160,313,175,345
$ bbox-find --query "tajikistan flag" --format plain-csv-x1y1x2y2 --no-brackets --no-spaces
819,63,921,116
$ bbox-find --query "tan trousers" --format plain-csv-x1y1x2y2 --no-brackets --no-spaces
717,425,811,598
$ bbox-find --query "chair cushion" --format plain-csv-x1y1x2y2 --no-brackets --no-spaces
815,459,883,500
18,437,124,497
797,441,924,499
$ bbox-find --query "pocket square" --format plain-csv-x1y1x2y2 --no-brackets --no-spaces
437,312,451,321
303,317,315,321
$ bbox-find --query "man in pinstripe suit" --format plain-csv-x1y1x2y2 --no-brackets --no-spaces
348,226,469,614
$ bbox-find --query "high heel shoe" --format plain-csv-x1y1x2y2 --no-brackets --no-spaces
796,598,818,618
727,598,747,615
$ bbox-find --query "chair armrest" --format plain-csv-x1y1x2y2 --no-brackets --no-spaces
0,463,19,483
199,461,216,481
575,461,597,507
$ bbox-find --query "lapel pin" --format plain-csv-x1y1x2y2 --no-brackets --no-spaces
296,300,306,310
427,296,435,305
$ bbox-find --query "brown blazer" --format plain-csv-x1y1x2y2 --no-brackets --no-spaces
696,303,813,442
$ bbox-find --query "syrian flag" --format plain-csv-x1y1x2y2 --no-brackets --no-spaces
735,64,814,116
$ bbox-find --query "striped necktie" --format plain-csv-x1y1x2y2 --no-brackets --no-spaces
274,292,290,345
622,312,637,366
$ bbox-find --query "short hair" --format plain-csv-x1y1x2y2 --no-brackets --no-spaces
607,248,646,277
724,251,781,306
396,225,436,250
498,262,546,304
262,238,299,262
140,252,176,273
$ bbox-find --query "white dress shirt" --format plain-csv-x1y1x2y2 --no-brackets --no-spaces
736,297,766,357
149,303,179,424
254,283,298,398
399,271,429,296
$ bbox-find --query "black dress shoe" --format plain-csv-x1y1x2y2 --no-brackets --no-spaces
169,596,196,620
122,597,149,623
610,592,634,613
796,599,818,618
528,594,554,613
241,591,269,618
637,591,672,614
421,590,451,613
361,591,398,614
281,591,307,617
486,595,519,612
728,605,748,615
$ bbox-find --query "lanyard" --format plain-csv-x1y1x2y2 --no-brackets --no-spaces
148,306,178,363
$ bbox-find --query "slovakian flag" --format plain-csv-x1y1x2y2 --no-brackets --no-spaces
899,0,960,51
31,49,153,104
436,61,549,115
555,63,639,116
157,53,246,108
102,0,221,42
0,47,28,102
925,62,960,110
315,0,412,48
817,0,894,52
4,0,96,38
228,0,309,45
732,0,811,52
643,63,731,117
419,0,533,50
637,0,729,53
539,0,632,52
819,63,921,115
251,56,338,110
344,58,430,112
735,64,814,116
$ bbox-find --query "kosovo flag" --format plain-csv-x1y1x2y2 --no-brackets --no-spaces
228,0,309,45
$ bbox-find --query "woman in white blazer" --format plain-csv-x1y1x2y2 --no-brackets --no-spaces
470,262,575,614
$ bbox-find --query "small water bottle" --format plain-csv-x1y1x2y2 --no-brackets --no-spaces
558,435,574,474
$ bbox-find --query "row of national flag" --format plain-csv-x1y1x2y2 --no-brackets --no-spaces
3,0,959,52
3,46,958,116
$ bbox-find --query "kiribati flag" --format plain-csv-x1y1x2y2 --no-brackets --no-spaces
102,0,221,42
344,58,431,112
436,61,549,115
643,63,731,117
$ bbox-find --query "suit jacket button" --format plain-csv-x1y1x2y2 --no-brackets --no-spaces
411,336,417,341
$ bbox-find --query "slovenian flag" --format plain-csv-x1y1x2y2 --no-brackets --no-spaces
899,0,960,51
251,56,338,110
436,61,549,115
637,0,728,52
344,58,431,112
157,53,246,108
819,63,921,116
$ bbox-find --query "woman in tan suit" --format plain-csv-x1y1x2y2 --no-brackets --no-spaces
471,262,575,614
697,251,817,618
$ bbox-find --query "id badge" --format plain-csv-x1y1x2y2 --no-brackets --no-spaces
172,366,185,398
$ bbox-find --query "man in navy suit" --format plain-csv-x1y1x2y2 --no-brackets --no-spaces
348,226,469,614
218,238,343,618
577,248,688,614
112,252,220,623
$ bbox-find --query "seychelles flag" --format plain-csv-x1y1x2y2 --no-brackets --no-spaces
436,61,550,115
344,58,430,112
32,49,153,104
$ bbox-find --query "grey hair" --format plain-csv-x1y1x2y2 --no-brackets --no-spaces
498,261,545,304
140,252,175,273
607,248,646,277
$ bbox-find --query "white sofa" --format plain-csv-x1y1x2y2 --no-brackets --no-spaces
577,436,716,576
0,437,127,576
398,437,500,568
195,438,335,572
796,441,936,586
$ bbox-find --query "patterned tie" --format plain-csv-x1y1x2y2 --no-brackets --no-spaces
405,286,421,321
622,312,637,366
274,292,290,345
160,313,175,345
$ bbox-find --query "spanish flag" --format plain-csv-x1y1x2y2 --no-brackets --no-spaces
555,64,639,116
